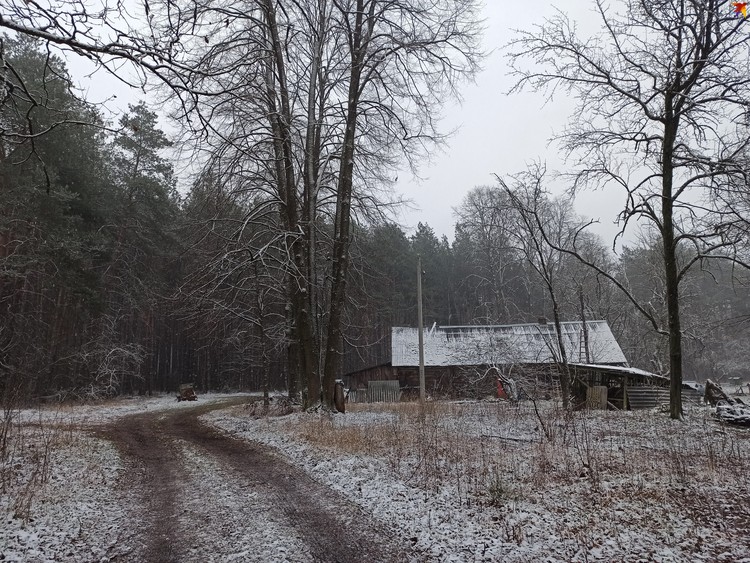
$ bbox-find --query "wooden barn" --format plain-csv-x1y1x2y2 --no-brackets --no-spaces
343,321,668,406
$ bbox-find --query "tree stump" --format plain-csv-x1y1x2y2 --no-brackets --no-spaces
334,380,345,413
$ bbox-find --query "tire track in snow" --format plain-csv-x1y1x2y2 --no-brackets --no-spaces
104,398,410,562
164,438,311,562
102,410,184,562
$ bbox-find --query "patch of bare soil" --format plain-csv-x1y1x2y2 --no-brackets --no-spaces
101,398,411,562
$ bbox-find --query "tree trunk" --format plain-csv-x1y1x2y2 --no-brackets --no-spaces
662,110,683,420
261,0,319,407
550,293,571,409
302,0,326,354
322,0,369,409
260,320,269,410
287,323,299,401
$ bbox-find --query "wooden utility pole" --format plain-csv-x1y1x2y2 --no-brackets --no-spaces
578,286,591,363
417,256,425,401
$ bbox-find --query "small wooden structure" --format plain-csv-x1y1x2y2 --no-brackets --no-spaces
569,363,670,410
177,383,198,401
367,380,402,403
344,322,631,400
586,385,608,410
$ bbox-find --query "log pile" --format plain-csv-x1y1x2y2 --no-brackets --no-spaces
715,402,750,426
706,379,750,427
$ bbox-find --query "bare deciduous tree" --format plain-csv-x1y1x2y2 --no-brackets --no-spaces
508,0,750,419
2,0,484,410
495,166,596,409
159,0,484,409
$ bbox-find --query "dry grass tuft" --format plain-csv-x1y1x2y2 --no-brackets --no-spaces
279,400,750,512
1,407,84,521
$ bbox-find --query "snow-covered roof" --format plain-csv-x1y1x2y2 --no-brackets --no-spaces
391,321,627,367
569,363,667,380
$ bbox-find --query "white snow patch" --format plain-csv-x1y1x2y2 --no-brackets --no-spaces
205,401,750,562
3,394,749,562
1,393,254,562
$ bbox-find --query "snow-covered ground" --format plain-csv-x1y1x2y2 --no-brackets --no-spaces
172,439,313,563
205,400,750,562
2,394,749,562
1,393,250,562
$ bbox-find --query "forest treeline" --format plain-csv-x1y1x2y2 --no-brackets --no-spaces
2,37,750,405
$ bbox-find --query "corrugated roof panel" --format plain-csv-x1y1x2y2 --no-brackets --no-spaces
391,321,627,367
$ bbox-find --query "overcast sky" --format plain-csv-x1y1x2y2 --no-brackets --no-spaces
69,1,626,246
394,1,628,245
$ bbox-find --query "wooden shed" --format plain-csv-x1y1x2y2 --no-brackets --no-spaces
343,321,664,403
569,363,669,409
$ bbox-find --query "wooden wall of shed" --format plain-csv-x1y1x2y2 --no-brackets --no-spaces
344,365,467,398
394,366,457,396
343,365,398,390
569,365,669,410
348,365,500,399
343,362,674,407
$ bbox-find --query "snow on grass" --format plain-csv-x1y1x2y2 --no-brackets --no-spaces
205,400,750,562
12,392,255,426
3,393,750,562
1,428,131,562
1,392,255,562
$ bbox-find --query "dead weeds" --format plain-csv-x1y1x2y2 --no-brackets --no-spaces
266,400,750,521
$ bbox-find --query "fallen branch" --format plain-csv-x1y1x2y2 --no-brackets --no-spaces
481,434,535,443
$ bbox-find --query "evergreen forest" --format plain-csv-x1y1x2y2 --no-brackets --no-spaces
3,0,750,414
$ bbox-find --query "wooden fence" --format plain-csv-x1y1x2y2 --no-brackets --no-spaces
348,380,402,403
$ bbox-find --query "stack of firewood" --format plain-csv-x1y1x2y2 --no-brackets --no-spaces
715,402,750,426
705,379,750,427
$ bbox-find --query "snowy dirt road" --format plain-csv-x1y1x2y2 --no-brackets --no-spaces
102,398,410,563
